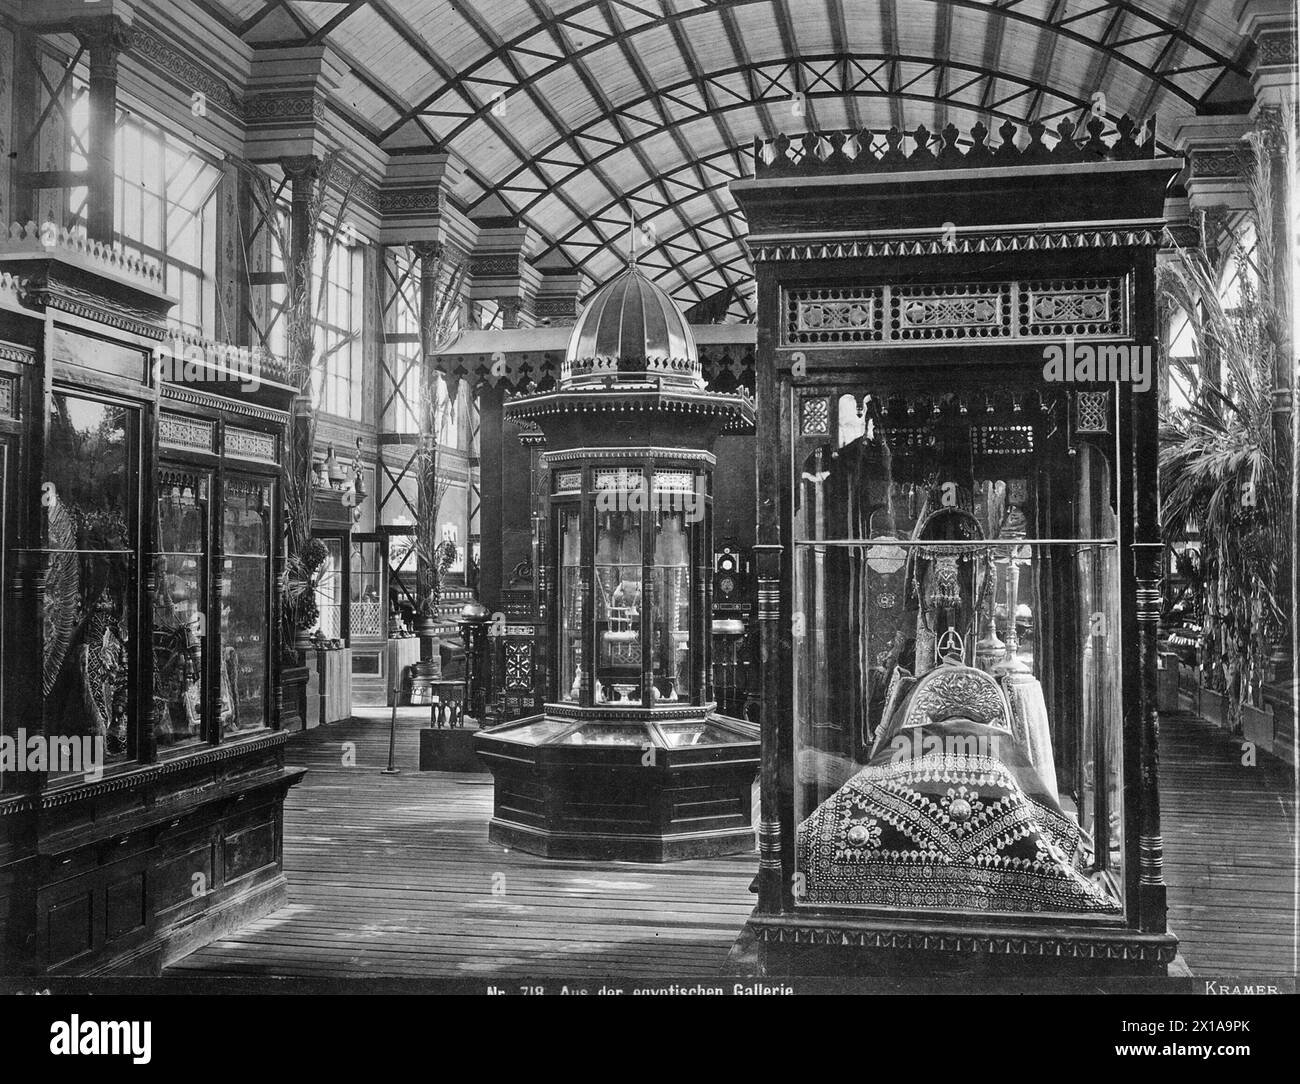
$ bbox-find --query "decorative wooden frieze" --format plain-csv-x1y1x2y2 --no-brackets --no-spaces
0,340,35,366
131,24,244,118
784,277,1125,346
243,92,325,125
785,288,882,344
159,412,216,453
503,640,533,692
225,426,277,463
1256,27,1298,67
653,469,695,492
800,397,829,435
751,923,1178,961
753,227,1164,262
894,282,1011,339
162,384,288,423
1075,390,1112,434
970,424,1035,456
1188,148,1248,179
592,466,641,491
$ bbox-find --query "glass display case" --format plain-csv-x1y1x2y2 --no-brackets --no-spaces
792,406,1125,916
221,474,273,732
554,466,703,708
481,263,758,861
44,392,140,769
729,117,1181,976
153,469,208,749
0,242,303,976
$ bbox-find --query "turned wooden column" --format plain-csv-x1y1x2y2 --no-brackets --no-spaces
477,383,505,618
75,18,132,244
753,269,785,914
410,240,456,664
1132,249,1168,934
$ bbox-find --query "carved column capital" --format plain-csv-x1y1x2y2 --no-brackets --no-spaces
281,155,321,187
410,240,445,266
75,15,134,68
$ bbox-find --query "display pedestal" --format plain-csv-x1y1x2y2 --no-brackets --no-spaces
475,705,760,862
278,664,310,732
419,725,488,773
306,648,352,726
385,637,423,705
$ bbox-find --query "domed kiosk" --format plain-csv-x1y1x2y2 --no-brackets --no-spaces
474,265,759,861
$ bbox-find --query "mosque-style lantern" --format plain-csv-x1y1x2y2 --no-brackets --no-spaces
474,263,759,861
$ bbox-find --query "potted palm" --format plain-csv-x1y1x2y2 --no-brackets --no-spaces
1158,115,1293,734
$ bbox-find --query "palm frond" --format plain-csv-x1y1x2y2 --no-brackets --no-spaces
1157,112,1293,710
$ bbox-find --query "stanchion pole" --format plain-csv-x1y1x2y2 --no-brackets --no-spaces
381,697,400,775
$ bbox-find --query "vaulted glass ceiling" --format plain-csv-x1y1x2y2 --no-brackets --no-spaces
196,1,1252,319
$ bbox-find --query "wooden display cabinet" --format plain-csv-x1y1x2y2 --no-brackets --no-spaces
728,118,1182,976
0,238,304,975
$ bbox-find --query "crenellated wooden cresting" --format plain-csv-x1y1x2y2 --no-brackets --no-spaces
752,115,1157,177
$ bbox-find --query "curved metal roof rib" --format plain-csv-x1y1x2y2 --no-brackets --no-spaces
203,1,1251,320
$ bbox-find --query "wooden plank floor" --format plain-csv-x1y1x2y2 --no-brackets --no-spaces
171,706,1298,981
168,709,760,982
1159,709,1297,978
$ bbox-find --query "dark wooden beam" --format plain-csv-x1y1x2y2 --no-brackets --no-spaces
76,17,131,243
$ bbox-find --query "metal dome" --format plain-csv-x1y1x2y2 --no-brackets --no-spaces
562,265,700,388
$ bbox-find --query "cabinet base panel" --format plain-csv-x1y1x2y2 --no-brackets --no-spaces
728,911,1177,979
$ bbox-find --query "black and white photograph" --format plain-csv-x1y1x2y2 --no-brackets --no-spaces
0,0,1296,1055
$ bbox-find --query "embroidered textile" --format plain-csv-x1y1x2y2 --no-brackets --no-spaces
798,718,1120,914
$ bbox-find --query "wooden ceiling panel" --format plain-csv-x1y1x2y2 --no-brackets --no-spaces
382,0,484,68
333,70,401,129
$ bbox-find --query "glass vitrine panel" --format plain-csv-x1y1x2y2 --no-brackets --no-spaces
791,406,1124,917
153,470,208,749
492,718,578,745
221,475,271,732
594,508,642,704
655,721,742,747
552,466,708,707
557,509,583,702
45,393,137,772
559,723,651,746
649,509,691,704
